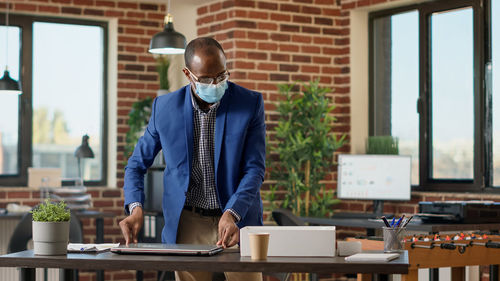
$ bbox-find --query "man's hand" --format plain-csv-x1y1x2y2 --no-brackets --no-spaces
216,211,239,248
119,206,143,246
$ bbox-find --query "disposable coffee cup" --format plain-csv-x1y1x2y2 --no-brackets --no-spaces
383,227,405,252
248,233,270,260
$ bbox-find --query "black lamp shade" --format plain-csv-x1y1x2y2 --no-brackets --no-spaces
149,22,186,55
0,70,22,95
74,135,94,158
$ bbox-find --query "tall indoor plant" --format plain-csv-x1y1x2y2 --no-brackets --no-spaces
31,199,71,255
267,80,346,217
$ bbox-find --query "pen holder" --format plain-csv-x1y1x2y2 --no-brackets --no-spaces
383,227,405,253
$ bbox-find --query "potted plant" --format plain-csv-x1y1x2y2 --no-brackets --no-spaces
366,136,399,155
266,80,346,217
156,55,170,96
31,199,71,255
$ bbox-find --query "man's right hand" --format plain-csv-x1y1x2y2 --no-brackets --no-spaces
119,206,143,246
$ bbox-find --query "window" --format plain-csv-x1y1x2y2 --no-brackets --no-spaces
430,7,474,180
492,0,500,185
0,26,21,176
0,15,107,186
371,10,419,185
370,0,489,191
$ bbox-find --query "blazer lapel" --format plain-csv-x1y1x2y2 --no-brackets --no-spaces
183,86,194,182
215,86,231,177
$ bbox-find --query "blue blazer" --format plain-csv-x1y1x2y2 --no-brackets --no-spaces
123,81,266,243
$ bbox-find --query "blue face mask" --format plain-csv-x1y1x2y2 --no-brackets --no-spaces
195,80,228,103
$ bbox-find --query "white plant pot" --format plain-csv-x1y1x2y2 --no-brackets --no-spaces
32,221,70,255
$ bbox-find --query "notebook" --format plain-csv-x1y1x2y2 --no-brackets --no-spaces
344,253,400,262
110,243,224,256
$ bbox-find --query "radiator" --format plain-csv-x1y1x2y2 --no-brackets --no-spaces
0,219,60,281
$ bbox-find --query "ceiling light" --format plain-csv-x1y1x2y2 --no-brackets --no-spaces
148,0,187,55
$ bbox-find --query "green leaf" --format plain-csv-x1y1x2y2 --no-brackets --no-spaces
31,199,70,222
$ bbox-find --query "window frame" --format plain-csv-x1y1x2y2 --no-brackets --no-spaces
0,14,108,187
369,0,492,192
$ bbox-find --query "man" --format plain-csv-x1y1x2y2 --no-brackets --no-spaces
119,37,266,281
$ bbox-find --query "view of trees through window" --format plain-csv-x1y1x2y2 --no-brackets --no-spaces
32,22,104,182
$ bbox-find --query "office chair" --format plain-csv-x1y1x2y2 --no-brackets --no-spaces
8,211,84,281
271,208,305,226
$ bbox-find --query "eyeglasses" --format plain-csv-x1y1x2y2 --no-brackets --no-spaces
185,68,230,85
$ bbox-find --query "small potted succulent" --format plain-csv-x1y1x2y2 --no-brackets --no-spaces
31,199,71,255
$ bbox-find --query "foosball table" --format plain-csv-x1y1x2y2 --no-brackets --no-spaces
403,233,500,281
354,233,500,281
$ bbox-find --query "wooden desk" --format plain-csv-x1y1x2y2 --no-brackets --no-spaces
0,250,409,281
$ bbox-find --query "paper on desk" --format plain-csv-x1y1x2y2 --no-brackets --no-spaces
345,253,400,262
68,243,120,253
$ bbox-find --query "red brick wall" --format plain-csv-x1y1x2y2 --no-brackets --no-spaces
2,0,500,280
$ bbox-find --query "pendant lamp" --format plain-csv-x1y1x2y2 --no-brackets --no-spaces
148,0,187,55
0,1,22,95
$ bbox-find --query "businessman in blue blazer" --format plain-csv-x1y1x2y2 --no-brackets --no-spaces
119,37,265,281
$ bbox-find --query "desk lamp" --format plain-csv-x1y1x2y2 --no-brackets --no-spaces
74,135,94,185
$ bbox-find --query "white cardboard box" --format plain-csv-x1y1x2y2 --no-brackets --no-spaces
240,226,336,257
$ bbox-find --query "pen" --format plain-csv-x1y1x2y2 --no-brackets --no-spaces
396,214,405,228
402,216,414,227
390,217,395,227
381,216,391,227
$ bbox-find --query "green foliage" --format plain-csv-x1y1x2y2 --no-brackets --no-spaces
31,199,70,222
124,97,153,162
366,136,399,155
266,80,346,217
156,55,170,90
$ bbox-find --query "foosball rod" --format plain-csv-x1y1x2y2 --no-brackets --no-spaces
470,241,500,248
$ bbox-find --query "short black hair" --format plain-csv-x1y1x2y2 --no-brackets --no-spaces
184,37,226,69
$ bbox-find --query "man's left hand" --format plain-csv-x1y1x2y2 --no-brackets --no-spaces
217,211,239,248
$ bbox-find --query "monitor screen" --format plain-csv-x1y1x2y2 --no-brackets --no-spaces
337,154,411,201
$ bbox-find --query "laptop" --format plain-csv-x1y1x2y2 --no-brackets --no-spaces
110,243,224,256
